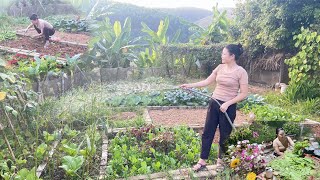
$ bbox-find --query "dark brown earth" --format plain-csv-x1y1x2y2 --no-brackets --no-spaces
0,36,87,58
149,109,250,143
21,29,91,44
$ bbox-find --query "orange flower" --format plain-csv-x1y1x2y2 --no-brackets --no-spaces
0,92,7,101
230,158,240,168
246,172,257,180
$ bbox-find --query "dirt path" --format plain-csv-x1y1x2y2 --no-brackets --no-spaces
149,109,250,143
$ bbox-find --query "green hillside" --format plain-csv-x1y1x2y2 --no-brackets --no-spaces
96,3,207,43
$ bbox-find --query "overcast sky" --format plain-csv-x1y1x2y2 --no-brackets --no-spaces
112,0,236,10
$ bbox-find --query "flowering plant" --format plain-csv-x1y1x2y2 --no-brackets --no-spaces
225,140,266,179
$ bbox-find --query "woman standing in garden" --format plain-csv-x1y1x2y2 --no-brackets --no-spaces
180,44,248,171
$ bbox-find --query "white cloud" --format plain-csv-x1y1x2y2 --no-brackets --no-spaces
112,0,236,10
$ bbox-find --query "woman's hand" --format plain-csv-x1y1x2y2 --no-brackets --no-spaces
180,84,193,89
220,102,230,112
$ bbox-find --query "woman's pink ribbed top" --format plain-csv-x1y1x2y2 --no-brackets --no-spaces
211,64,248,102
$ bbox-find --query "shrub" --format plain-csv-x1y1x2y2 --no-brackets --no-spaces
285,28,320,102
159,43,226,77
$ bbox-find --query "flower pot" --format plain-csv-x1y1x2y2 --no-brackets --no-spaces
280,83,288,94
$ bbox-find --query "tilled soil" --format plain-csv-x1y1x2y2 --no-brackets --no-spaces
21,29,91,44
149,109,250,143
0,36,87,58
149,109,249,127
110,112,137,121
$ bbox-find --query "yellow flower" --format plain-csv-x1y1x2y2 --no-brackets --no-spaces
246,172,257,180
0,92,6,101
230,158,240,168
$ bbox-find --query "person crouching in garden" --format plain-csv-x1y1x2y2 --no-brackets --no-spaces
273,127,295,156
180,44,248,171
24,14,55,49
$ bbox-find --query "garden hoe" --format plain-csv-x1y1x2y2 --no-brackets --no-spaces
180,87,236,131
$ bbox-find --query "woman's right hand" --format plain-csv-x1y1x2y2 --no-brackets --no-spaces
180,84,193,89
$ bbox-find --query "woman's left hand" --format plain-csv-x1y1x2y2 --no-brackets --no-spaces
220,102,230,112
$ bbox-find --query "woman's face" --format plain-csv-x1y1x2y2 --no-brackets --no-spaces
221,48,235,64
32,19,38,25
277,130,285,139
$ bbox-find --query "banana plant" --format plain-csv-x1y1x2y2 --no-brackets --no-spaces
189,4,230,44
139,17,181,68
135,48,157,68
88,17,140,68
141,17,181,49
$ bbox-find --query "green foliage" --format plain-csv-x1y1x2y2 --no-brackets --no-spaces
107,88,210,107
249,122,277,144
15,167,41,180
53,19,89,32
227,120,302,146
134,48,157,68
141,17,175,48
159,43,226,77
0,15,28,41
234,0,320,57
268,152,315,180
107,92,165,107
95,3,193,43
137,17,181,68
293,140,310,156
242,104,304,122
0,27,16,41
17,55,68,80
237,94,265,109
283,123,301,136
60,143,78,156
164,88,209,106
43,130,59,143
227,125,253,146
11,53,81,83
107,126,217,178
88,17,138,68
189,4,230,44
59,155,84,177
264,92,320,121
285,28,320,102
35,143,48,160
107,116,145,129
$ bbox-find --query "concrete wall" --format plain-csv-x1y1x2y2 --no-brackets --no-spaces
33,67,168,98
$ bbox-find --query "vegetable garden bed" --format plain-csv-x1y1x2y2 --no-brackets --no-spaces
16,29,90,45
105,125,218,179
0,36,87,58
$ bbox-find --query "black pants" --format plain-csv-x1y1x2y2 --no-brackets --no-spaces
200,99,237,159
34,25,55,41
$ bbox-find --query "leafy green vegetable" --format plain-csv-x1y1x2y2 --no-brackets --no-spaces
269,153,315,180
59,156,84,177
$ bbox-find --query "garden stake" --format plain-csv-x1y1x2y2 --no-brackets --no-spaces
181,88,236,131
3,105,21,146
0,123,16,161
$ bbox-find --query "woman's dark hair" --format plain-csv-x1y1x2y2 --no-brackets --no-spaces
30,14,38,20
276,127,285,136
225,43,244,61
